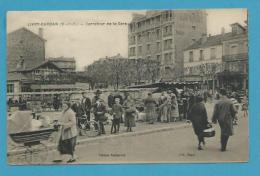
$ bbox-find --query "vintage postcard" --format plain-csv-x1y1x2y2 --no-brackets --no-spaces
6,9,248,165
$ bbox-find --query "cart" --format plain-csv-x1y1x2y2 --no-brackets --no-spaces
9,128,56,164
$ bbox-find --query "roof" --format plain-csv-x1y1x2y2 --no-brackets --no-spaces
47,57,75,62
185,32,247,50
8,27,46,42
19,60,65,72
7,72,29,81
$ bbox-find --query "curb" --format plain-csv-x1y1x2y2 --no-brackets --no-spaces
8,123,191,156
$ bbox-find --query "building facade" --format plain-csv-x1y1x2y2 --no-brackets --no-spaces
7,27,77,99
7,61,76,93
7,27,46,72
47,57,76,72
128,10,207,81
183,22,248,91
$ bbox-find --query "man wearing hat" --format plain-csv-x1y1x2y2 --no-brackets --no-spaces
81,92,92,122
92,98,107,135
212,88,237,152
92,89,102,105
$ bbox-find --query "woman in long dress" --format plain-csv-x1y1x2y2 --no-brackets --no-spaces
159,92,169,123
144,93,157,124
123,95,137,132
170,93,179,122
54,102,78,163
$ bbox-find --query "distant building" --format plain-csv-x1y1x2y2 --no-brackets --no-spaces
47,57,76,72
183,22,248,91
128,10,207,81
7,27,46,72
7,27,77,97
7,61,76,95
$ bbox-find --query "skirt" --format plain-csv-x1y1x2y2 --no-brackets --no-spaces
145,107,157,123
58,136,77,155
124,113,136,127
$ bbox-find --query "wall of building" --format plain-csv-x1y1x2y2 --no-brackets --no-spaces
184,45,223,68
128,10,207,81
174,10,207,79
50,60,76,72
7,28,45,72
223,37,248,56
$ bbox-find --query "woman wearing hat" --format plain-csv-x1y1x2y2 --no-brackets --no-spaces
170,93,179,122
55,101,77,163
123,94,137,132
188,94,209,150
144,92,157,124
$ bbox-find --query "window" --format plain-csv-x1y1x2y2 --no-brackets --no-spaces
147,19,150,25
164,25,172,36
192,26,196,30
156,42,160,51
138,46,142,54
156,16,161,22
156,29,160,39
199,50,204,61
147,32,151,41
137,22,141,28
189,51,193,62
137,34,141,42
130,47,136,56
230,45,238,55
7,84,14,93
210,48,216,59
156,55,161,61
164,39,172,50
132,36,136,43
147,44,151,53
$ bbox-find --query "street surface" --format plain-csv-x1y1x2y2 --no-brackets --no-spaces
8,101,248,164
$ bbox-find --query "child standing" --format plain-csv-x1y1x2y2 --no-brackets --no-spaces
111,98,123,134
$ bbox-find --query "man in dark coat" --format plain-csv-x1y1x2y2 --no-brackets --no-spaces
212,88,237,152
188,95,209,150
92,98,107,135
81,92,92,121
107,92,114,108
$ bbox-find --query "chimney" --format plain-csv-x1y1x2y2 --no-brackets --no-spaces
201,33,207,43
221,27,225,35
38,28,43,38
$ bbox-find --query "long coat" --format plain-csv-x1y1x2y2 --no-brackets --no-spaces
188,102,208,136
92,103,107,122
170,97,179,118
123,99,136,127
144,96,157,123
212,98,237,136
59,108,78,141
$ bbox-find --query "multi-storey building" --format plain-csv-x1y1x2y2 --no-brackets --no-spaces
183,22,248,91
7,27,46,72
7,27,77,98
128,10,207,81
47,57,76,73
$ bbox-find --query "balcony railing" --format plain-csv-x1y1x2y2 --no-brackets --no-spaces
222,53,248,62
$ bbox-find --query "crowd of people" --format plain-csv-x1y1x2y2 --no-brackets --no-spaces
7,87,248,163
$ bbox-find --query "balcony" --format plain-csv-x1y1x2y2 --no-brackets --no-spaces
222,53,248,62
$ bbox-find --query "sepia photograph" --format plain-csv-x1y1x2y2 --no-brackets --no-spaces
6,9,248,165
